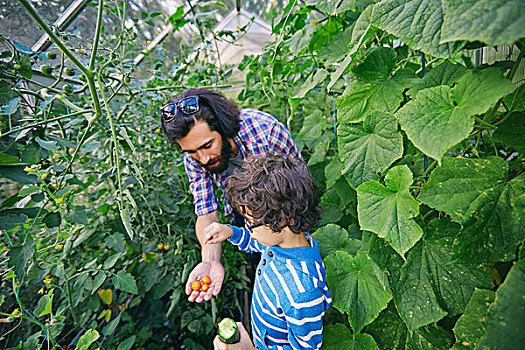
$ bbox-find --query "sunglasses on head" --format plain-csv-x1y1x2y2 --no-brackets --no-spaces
161,95,200,123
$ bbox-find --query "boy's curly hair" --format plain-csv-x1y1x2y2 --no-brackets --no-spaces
225,155,322,233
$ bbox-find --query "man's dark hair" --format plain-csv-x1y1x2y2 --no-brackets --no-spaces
225,155,322,234
161,89,241,143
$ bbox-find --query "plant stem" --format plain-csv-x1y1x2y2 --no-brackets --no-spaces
90,0,104,71
18,0,87,74
1,110,92,137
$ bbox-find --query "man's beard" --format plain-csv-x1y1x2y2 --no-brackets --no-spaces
203,136,232,174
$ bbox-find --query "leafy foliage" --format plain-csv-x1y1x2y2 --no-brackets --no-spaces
1,0,524,348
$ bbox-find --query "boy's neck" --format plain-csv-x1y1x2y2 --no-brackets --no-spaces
278,228,310,248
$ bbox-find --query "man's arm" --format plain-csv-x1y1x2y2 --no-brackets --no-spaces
185,211,225,303
196,211,221,261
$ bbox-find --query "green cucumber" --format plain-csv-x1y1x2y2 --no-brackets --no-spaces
218,318,240,344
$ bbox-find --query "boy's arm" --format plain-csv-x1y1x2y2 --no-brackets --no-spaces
226,225,265,254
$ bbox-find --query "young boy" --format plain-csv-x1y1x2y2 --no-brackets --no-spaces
204,155,331,350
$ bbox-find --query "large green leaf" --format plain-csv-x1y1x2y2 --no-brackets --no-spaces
318,26,354,63
406,61,468,98
418,157,508,224
357,165,423,256
7,241,35,279
312,224,361,258
0,212,28,230
338,111,404,188
441,0,525,46
112,271,138,294
492,112,525,153
420,157,525,263
0,165,38,184
298,110,330,140
391,219,491,330
34,291,54,317
371,0,464,58
477,248,525,349
453,288,495,349
365,302,454,349
396,68,513,162
324,251,392,332
323,324,379,350
337,47,417,123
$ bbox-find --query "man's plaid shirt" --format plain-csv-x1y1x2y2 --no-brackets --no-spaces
183,108,302,218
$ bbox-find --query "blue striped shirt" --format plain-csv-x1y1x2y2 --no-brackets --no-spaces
227,225,332,350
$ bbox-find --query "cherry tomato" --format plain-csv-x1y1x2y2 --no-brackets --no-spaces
157,243,164,250
164,244,171,250
202,275,211,284
191,280,201,291
201,283,209,292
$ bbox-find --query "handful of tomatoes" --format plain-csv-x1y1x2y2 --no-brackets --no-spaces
191,275,211,292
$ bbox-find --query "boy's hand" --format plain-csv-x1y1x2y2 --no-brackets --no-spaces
213,322,256,350
203,223,233,245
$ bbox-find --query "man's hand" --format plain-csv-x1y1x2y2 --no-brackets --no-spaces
213,322,256,350
203,223,233,245
185,261,224,303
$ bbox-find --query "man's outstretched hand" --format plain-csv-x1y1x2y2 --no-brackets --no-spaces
185,260,224,302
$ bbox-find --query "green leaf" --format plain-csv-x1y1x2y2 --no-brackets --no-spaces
105,234,126,253
293,69,327,98
120,208,134,240
492,112,525,153
477,251,525,349
0,165,38,184
365,302,454,349
337,48,417,123
104,253,121,270
91,272,107,293
441,0,525,46
298,110,330,140
0,152,21,165
418,157,508,224
7,241,35,279
307,137,331,166
453,288,495,348
0,212,28,230
407,61,468,98
371,0,464,58
325,251,392,332
76,329,100,350
338,111,404,188
19,55,32,79
325,155,343,188
323,323,380,350
318,27,354,63
327,6,373,91
34,292,53,317
103,313,121,336
312,224,362,258
0,81,17,104
116,336,136,350
419,157,525,263
71,206,88,225
112,270,138,294
391,218,491,330
42,211,61,228
1,98,19,116
357,165,423,256
35,137,58,150
396,68,513,162
286,24,316,54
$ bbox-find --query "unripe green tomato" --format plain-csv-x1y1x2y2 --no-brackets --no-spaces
40,65,53,74
64,67,75,76
124,76,131,83
79,75,87,82
46,52,57,60
63,84,73,95
13,64,22,70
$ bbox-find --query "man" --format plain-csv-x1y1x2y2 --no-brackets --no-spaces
161,89,302,303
